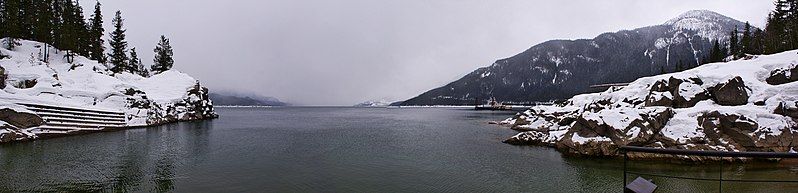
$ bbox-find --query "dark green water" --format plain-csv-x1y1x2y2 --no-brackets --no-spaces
1,107,797,192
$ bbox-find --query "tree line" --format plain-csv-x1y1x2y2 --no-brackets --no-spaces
703,0,798,65
0,0,174,76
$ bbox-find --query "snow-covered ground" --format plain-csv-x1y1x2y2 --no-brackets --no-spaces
0,39,216,141
503,49,798,160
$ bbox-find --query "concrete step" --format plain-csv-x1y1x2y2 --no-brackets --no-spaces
37,125,104,131
44,122,124,129
35,112,125,122
18,103,124,116
32,129,72,134
27,107,125,119
43,117,126,125
17,102,130,133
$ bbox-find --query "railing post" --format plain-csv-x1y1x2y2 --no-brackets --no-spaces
623,149,628,191
719,159,723,193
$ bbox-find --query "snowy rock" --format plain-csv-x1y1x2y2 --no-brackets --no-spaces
0,104,42,143
775,102,798,120
644,77,709,108
766,64,798,85
709,76,749,106
0,105,43,128
502,50,798,161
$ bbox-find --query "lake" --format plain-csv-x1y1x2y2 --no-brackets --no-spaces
1,107,797,192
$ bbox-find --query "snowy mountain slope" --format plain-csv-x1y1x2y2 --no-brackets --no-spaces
209,92,288,106
501,50,798,161
401,10,747,106
354,98,394,107
0,39,217,141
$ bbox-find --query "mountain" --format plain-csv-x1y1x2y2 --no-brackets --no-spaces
354,99,394,107
502,49,798,160
401,10,747,106
209,93,288,106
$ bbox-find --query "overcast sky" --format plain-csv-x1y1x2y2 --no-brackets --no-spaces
81,0,774,105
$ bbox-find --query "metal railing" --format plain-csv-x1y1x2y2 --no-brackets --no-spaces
619,146,798,193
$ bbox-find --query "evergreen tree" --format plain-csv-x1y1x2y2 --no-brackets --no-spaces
729,26,739,57
660,66,666,74
0,0,5,41
709,40,726,63
51,0,65,52
33,0,55,62
787,0,798,49
151,35,174,74
740,22,753,56
60,0,80,62
20,0,34,40
2,0,21,49
88,1,105,63
70,0,90,56
765,0,790,54
751,29,766,55
128,47,143,74
129,47,149,77
107,10,129,73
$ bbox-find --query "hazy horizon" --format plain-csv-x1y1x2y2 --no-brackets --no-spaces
80,0,773,105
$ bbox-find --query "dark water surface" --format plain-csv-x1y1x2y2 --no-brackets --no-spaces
1,107,798,192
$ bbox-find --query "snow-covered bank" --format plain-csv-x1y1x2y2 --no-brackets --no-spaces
501,50,798,161
0,39,217,142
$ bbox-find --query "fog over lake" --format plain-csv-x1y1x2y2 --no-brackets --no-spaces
81,0,772,105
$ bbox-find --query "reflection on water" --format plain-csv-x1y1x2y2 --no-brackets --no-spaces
0,121,213,192
0,107,797,192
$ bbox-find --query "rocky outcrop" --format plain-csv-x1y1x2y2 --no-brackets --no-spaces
0,107,43,128
501,51,798,161
0,106,43,143
775,102,798,121
138,82,218,126
709,76,749,106
766,64,798,85
644,77,709,108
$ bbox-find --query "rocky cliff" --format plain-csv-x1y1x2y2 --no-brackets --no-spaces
501,50,798,161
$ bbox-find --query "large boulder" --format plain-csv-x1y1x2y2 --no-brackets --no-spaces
710,76,749,106
766,65,798,85
504,131,552,146
0,129,16,143
552,108,674,157
644,77,708,108
0,108,43,128
698,111,757,150
774,102,798,120
644,91,673,107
